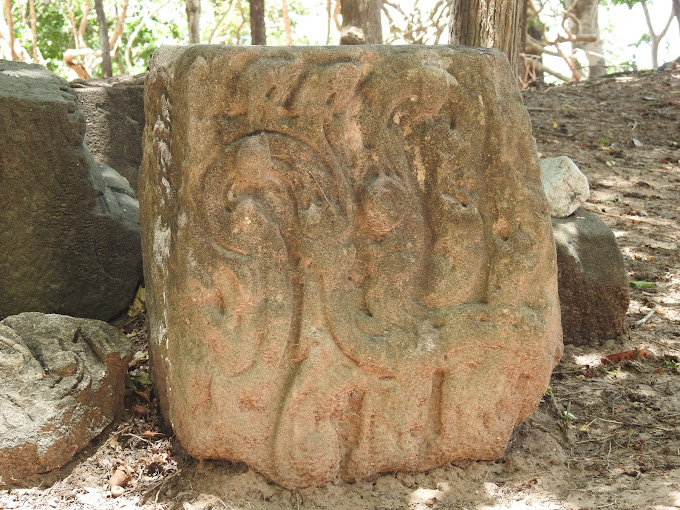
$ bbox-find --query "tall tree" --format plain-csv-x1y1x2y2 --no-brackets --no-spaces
281,0,292,45
94,0,112,77
640,0,673,69
186,0,200,43
340,0,382,44
448,0,526,75
29,0,37,62
3,0,16,60
565,0,606,78
250,0,266,44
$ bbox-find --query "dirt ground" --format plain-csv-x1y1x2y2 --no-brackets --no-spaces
1,67,679,510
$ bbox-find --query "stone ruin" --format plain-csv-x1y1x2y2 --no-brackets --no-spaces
140,45,564,489
0,313,130,486
0,60,142,321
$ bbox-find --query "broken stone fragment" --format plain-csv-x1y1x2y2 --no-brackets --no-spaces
539,156,590,218
0,313,131,487
140,44,563,489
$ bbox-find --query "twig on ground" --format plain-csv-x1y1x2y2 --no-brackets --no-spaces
141,468,182,503
583,206,677,230
535,127,576,138
650,339,680,352
634,306,659,327
596,418,674,433
124,433,152,445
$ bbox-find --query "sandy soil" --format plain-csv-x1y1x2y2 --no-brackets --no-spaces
1,67,679,510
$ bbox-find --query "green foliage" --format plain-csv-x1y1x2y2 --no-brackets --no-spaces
607,60,639,74
630,281,656,288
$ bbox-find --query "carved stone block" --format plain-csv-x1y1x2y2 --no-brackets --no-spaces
140,45,563,489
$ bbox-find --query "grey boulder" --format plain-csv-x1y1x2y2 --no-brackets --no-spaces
0,313,130,487
553,207,630,344
0,60,142,321
540,156,590,218
71,74,145,192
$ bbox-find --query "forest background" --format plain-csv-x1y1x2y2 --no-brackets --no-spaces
0,0,678,89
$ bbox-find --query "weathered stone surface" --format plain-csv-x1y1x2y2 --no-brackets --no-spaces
539,156,590,218
72,74,146,191
553,207,629,344
0,60,142,321
0,313,130,487
140,45,563,489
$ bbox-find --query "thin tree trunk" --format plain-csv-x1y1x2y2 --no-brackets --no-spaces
29,0,37,62
326,0,331,44
78,0,91,47
249,0,266,45
186,0,200,43
281,0,292,45
525,18,544,84
565,0,606,79
3,0,16,60
448,0,526,75
94,0,112,76
333,0,341,31
340,0,382,44
0,10,30,61
674,0,680,38
109,0,128,49
641,0,673,69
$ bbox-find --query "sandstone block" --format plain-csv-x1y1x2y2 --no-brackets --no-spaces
0,60,142,321
553,207,629,344
0,313,130,487
72,74,146,191
140,45,563,489
539,156,590,218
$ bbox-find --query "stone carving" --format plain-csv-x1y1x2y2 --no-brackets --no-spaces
0,313,130,487
140,45,563,489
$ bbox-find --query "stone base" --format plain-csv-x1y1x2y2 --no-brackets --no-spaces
140,45,563,489
553,207,630,344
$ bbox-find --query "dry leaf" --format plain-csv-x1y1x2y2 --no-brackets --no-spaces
142,430,166,439
601,349,652,365
131,404,149,416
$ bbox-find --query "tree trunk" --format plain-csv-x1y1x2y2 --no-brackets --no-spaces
641,0,673,70
29,0,37,62
674,0,680,38
250,0,266,44
448,0,526,75
523,18,544,85
94,0,112,77
340,0,382,45
281,0,292,45
3,0,16,60
186,0,200,43
565,0,606,79
109,0,129,49
326,0,332,44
